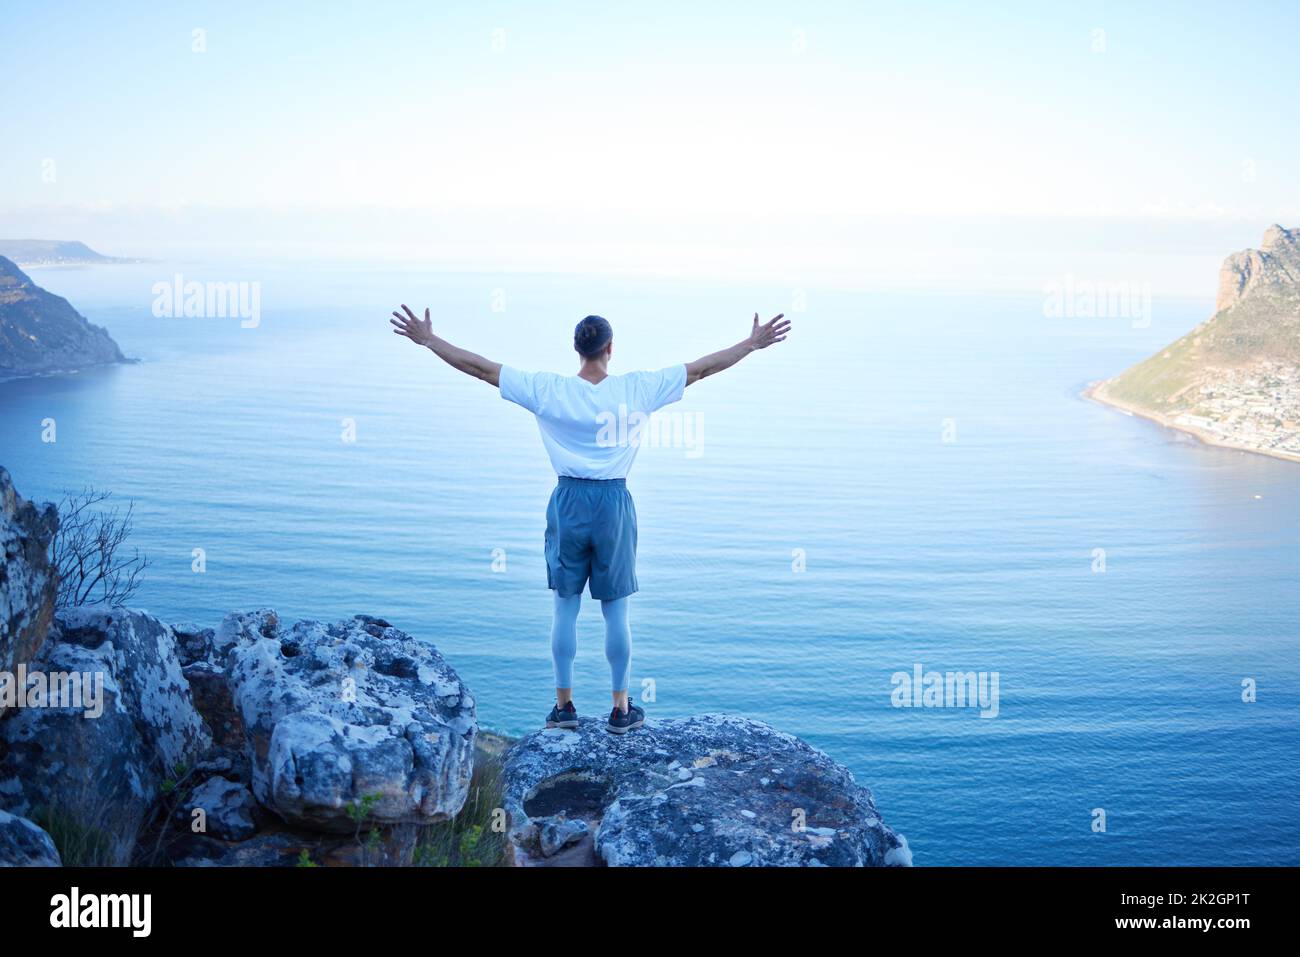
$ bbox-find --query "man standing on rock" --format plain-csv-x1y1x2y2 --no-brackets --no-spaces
389,306,791,732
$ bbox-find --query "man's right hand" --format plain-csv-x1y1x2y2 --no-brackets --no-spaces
686,311,793,386
746,312,790,351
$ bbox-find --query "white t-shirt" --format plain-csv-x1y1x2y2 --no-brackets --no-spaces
500,364,688,478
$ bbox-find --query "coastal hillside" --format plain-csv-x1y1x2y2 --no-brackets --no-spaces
0,239,124,266
1094,224,1300,461
0,256,126,377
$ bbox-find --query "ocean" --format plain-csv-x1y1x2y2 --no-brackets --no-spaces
2,260,1298,865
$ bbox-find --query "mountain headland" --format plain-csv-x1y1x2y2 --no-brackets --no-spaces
0,256,127,379
1087,224,1300,462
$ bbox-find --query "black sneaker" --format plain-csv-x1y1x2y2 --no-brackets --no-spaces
546,700,579,729
606,701,645,734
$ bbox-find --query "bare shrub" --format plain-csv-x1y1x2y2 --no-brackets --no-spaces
51,488,150,609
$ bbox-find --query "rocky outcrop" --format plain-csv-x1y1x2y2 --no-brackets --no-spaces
220,610,477,833
0,467,58,717
0,463,902,869
0,608,211,865
503,713,911,867
1215,224,1300,313
0,577,480,864
0,809,61,866
0,256,126,378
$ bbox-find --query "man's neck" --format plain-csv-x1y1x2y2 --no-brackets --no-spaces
578,360,609,384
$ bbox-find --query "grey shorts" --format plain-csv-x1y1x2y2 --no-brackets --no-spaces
545,476,638,601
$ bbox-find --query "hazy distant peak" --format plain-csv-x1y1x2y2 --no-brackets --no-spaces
0,239,124,267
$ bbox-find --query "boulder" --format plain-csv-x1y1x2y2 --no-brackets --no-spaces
0,809,62,866
537,813,589,858
222,610,476,833
0,607,211,865
503,713,911,867
178,777,259,841
0,467,58,718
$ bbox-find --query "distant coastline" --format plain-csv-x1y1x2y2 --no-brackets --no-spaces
1084,378,1300,465
0,239,143,268
16,258,148,268
0,358,139,386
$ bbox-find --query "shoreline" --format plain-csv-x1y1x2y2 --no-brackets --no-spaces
0,357,137,385
15,259,145,268
1084,378,1300,465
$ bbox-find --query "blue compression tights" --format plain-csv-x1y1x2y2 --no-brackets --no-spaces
550,593,631,692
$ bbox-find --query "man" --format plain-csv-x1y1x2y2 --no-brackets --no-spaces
390,305,791,732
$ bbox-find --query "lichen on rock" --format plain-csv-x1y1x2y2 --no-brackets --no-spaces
222,610,477,833
503,713,910,867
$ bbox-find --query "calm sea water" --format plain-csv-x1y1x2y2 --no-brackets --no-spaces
2,261,1298,866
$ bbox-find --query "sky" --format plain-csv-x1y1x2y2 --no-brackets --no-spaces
2,0,1299,289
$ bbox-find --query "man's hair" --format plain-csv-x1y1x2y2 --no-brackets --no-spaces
574,315,613,360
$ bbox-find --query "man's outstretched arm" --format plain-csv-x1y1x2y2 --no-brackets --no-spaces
390,304,501,387
685,313,790,386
